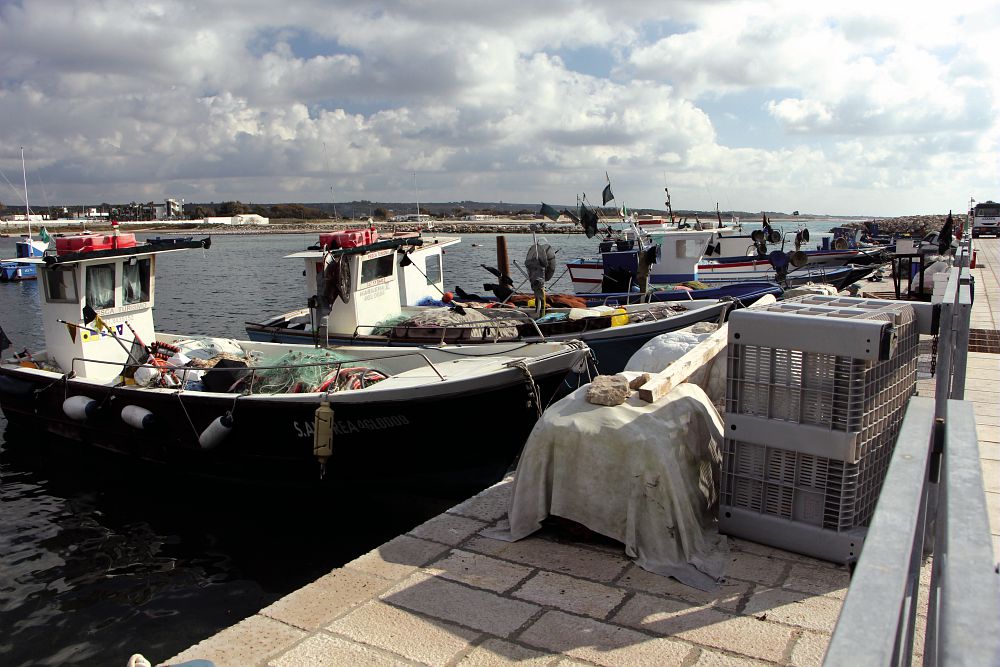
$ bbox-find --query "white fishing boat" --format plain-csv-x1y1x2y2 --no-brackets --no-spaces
245,230,734,374
0,231,592,495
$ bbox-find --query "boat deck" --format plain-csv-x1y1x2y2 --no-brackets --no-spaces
162,239,999,667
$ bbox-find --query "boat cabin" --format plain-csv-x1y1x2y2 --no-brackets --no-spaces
283,231,461,337
568,229,715,293
22,233,209,381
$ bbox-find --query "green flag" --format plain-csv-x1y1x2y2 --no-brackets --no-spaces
39,227,51,244
539,203,560,222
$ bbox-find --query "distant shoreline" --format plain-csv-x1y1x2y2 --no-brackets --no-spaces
0,213,958,238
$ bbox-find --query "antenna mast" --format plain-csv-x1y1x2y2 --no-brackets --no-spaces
21,147,31,237
323,142,337,220
413,171,420,218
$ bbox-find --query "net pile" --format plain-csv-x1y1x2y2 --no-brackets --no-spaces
249,349,387,394
396,307,521,340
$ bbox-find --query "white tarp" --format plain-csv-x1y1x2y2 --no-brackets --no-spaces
624,323,726,406
487,382,728,591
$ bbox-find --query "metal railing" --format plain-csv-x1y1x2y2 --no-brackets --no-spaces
825,235,999,665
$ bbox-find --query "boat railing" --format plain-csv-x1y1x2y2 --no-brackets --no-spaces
70,349,451,392
825,235,998,666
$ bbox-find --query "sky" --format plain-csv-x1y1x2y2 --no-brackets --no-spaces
0,0,997,217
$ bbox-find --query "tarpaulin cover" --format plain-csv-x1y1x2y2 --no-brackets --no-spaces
486,382,728,591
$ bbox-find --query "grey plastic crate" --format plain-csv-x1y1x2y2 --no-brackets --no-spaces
719,296,918,563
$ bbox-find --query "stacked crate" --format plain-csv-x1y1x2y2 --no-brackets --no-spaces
719,295,919,563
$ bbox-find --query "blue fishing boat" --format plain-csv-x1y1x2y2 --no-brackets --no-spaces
0,150,49,282
0,236,48,281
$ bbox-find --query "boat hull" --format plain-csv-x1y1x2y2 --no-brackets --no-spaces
246,300,731,375
0,356,582,497
580,282,783,307
0,262,38,281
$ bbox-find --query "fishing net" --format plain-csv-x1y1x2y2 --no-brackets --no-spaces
387,307,522,341
249,349,388,395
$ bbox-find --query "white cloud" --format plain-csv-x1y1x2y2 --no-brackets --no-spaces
0,0,996,215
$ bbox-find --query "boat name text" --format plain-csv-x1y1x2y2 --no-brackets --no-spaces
293,414,410,437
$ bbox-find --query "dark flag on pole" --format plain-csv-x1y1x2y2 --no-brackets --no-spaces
579,203,599,238
539,203,561,222
562,208,579,224
0,325,11,353
602,181,614,205
938,210,954,254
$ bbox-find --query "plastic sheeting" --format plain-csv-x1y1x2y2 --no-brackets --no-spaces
487,382,729,591
624,322,726,406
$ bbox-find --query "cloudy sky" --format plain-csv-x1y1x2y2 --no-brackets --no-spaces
1,0,997,216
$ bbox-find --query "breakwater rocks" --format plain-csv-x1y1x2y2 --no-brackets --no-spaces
847,214,961,238
244,220,583,235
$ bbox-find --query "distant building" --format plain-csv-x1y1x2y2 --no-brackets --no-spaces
462,214,496,221
390,213,433,223
204,214,270,226
2,213,45,222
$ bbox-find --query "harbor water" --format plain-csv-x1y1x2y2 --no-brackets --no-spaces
0,221,855,665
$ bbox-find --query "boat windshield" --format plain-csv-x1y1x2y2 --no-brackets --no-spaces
85,264,115,310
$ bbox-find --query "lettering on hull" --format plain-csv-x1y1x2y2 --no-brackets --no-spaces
293,414,411,437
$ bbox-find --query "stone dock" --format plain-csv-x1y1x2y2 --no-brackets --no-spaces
164,239,999,667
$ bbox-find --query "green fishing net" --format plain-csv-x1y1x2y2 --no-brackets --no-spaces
249,349,387,394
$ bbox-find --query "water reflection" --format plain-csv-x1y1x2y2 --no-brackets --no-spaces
0,426,455,665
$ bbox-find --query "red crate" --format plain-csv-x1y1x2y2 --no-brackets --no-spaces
319,230,376,249
55,233,137,253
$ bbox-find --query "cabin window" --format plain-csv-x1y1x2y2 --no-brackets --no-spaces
359,253,394,285
424,254,442,286
85,263,116,310
675,239,704,259
123,258,151,304
44,268,78,303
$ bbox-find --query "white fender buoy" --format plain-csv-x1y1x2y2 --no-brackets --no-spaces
121,405,155,430
199,413,234,450
63,395,98,421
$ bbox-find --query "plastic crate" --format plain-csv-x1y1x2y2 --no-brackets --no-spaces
319,229,377,249
719,296,918,563
55,233,137,253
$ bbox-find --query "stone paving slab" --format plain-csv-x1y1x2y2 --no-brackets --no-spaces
163,239,999,667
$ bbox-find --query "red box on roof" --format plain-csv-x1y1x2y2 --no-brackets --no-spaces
319,229,377,250
55,233,137,254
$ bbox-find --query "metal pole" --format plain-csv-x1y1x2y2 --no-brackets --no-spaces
934,301,953,419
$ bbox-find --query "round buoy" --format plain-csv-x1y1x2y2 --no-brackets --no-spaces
121,405,155,430
442,291,453,303
63,395,98,421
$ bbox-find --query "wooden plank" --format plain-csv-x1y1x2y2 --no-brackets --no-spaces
637,294,777,403
636,328,728,403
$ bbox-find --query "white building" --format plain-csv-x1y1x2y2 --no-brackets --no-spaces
203,214,270,225
390,213,433,223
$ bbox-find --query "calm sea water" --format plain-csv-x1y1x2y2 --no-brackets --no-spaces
0,220,850,666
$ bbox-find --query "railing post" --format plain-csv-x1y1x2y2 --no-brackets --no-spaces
933,298,953,418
